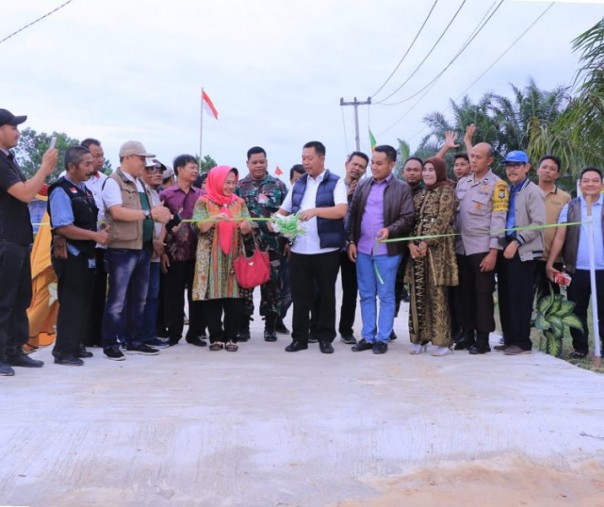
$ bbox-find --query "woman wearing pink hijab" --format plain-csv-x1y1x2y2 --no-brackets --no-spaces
193,166,252,351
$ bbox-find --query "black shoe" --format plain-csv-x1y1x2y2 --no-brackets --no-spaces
389,330,397,341
454,330,475,351
468,343,491,355
238,317,252,342
76,346,93,358
237,331,251,342
275,317,290,334
104,347,125,361
285,341,308,352
7,353,44,368
319,341,334,354
373,341,388,354
569,350,588,359
124,344,160,355
0,362,15,376
186,336,208,347
264,330,278,342
54,356,84,366
340,334,357,345
494,344,510,352
351,339,373,352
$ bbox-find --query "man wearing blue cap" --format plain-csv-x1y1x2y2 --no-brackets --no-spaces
0,108,58,376
496,150,545,355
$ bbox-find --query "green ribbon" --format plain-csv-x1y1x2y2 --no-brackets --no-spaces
379,221,586,244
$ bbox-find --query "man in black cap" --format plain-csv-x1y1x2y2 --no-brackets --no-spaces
0,108,58,376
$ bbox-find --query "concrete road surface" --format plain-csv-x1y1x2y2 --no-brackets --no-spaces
1,300,604,506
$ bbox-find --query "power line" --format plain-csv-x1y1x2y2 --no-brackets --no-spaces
370,0,440,99
398,2,557,142
379,0,504,107
0,0,76,46
375,0,468,104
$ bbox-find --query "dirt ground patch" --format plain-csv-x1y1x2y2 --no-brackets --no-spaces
335,455,604,507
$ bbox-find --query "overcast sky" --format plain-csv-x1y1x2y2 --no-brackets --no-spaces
2,0,604,179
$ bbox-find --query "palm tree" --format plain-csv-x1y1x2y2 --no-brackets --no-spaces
530,19,604,176
417,79,568,175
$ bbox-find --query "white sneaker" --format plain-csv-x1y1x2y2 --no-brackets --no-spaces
432,346,452,356
409,343,427,355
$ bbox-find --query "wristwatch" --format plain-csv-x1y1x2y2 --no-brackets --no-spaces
143,209,151,220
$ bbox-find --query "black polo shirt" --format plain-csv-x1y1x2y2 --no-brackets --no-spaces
0,150,33,245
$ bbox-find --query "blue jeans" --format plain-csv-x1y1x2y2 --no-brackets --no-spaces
103,248,151,349
356,252,401,343
142,262,161,343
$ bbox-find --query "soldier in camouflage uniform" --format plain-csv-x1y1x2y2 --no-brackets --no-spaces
235,146,288,342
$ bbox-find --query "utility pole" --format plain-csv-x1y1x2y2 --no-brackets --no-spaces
340,97,371,151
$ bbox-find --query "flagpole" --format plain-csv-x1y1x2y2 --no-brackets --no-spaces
199,86,204,165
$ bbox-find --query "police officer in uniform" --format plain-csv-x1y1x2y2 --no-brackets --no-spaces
454,142,508,354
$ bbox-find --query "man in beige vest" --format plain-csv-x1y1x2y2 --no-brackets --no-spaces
101,141,171,361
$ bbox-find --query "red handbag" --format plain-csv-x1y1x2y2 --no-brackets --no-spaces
233,239,270,289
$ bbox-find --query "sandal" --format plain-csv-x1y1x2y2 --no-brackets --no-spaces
209,342,224,351
225,341,238,352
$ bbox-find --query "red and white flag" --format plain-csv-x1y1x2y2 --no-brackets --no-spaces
202,90,219,120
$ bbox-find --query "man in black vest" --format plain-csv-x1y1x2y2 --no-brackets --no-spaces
0,108,58,376
277,141,348,354
547,167,604,359
48,147,110,365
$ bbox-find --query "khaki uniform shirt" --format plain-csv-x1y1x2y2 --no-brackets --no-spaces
455,169,509,256
541,185,571,261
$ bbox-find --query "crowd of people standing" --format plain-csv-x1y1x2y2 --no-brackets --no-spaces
1,106,603,377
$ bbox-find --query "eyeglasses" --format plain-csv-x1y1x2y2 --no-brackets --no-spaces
145,166,164,174
505,162,526,169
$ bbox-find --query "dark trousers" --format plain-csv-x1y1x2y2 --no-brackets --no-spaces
394,251,408,316
163,259,205,342
142,262,161,343
291,250,340,344
567,269,604,354
338,250,357,336
534,259,561,298
457,253,496,334
85,248,107,347
498,252,537,350
157,269,168,337
449,285,462,337
204,298,244,343
279,256,292,319
52,253,95,359
0,242,32,361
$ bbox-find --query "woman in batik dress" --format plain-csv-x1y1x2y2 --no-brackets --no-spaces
406,157,458,356
193,165,252,351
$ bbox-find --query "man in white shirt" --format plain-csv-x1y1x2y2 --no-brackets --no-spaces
278,141,347,354
80,138,108,349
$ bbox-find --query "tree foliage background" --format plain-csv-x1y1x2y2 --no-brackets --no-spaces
401,18,604,188
14,128,112,179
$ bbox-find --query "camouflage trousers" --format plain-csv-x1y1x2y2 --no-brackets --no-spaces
242,248,281,319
